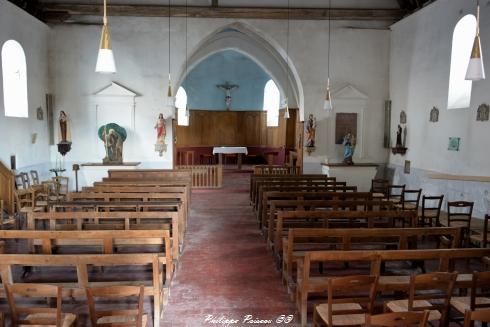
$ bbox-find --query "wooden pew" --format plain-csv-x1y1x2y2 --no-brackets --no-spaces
266,199,396,248
27,211,182,260
51,201,180,213
0,253,166,326
296,248,490,327
0,229,173,282
251,174,335,202
282,226,461,293
66,193,186,235
254,180,348,210
256,185,357,227
250,174,335,205
107,169,191,180
273,210,418,258
253,165,299,175
259,191,373,230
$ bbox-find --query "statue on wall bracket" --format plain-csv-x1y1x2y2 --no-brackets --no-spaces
57,110,72,156
154,113,167,156
392,124,408,155
304,114,316,155
98,123,127,164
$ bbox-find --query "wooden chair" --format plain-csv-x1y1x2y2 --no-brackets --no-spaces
312,275,378,327
463,308,490,327
14,174,26,190
21,172,31,189
450,271,490,321
30,170,40,185
470,215,490,248
5,283,76,327
86,285,147,327
398,189,422,211
384,272,457,327
387,185,406,204
365,311,430,327
447,201,474,247
419,195,444,227
371,179,389,199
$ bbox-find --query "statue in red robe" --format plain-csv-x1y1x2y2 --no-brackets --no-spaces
154,113,167,156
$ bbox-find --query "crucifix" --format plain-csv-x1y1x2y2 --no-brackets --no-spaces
216,82,239,110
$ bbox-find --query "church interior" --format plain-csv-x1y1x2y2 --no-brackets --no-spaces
1,0,490,326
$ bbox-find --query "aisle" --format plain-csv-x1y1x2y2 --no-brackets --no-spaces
161,170,297,326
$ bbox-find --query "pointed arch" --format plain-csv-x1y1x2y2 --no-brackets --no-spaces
175,22,305,120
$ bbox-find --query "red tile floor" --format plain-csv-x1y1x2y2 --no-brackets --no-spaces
161,169,298,326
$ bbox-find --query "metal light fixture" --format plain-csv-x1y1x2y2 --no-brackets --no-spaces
323,0,333,111
466,0,485,81
284,101,290,119
95,0,116,74
324,78,333,111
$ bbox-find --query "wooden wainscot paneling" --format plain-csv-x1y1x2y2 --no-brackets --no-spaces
176,110,293,148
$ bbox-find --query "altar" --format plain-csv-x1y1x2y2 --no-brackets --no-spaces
321,163,378,192
79,162,141,188
213,147,248,169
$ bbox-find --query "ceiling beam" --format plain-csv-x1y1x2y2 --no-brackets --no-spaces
39,4,408,23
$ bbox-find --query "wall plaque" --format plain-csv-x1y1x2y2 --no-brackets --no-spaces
335,113,358,144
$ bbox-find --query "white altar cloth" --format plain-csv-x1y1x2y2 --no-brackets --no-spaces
212,147,248,155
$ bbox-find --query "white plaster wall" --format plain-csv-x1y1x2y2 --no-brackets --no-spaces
389,0,490,216
49,17,390,169
389,0,490,176
0,0,50,174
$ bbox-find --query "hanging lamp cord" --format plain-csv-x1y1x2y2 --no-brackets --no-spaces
286,0,290,106
327,0,331,85
168,0,171,83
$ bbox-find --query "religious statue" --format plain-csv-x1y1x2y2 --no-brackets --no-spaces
342,132,356,165
305,114,316,148
154,113,167,156
98,123,127,164
57,110,72,156
395,124,403,148
59,111,70,142
400,110,407,124
217,82,239,110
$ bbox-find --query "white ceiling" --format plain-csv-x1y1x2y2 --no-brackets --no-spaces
37,0,402,9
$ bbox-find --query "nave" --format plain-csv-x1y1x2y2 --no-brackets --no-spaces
161,169,296,326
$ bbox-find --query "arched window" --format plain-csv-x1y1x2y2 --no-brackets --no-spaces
176,86,189,126
1,40,28,117
447,15,476,110
263,79,280,127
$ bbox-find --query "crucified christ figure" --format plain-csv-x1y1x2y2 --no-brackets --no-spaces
216,82,239,110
